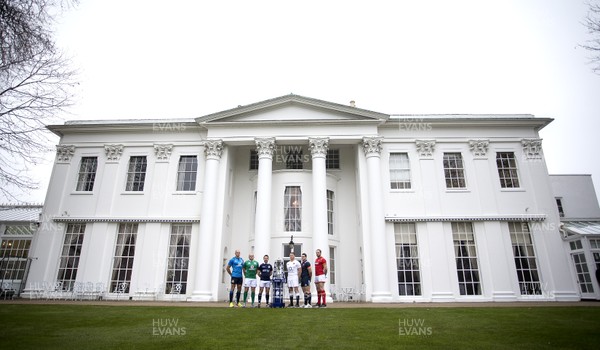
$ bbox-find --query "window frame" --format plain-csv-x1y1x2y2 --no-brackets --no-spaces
496,152,520,189
443,152,467,189
176,155,198,191
389,152,412,190
125,156,147,192
75,157,98,192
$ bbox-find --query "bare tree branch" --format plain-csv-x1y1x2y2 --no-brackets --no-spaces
582,1,600,74
0,0,78,201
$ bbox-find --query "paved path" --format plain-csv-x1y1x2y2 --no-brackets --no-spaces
2,299,599,308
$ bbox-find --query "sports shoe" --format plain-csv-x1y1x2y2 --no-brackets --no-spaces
229,302,234,308
296,304,300,308
320,304,327,308
251,303,255,308
316,303,321,308
304,304,312,308
238,302,243,307
257,303,261,308
242,303,247,308
288,303,294,308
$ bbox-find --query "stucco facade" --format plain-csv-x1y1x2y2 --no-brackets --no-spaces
23,95,580,302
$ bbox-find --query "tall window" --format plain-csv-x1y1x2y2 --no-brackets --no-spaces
125,156,147,191
509,222,541,295
452,222,481,295
176,156,198,191
249,150,259,170
0,238,31,281
329,246,336,285
394,223,421,296
110,223,138,293
286,149,304,169
326,149,340,169
284,186,302,232
327,190,334,235
389,153,411,189
443,153,466,189
496,152,520,188
556,198,565,218
165,224,191,294
57,224,86,291
76,157,98,191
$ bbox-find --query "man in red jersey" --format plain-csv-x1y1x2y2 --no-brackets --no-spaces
314,249,328,308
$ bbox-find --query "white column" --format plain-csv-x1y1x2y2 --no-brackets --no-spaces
192,139,223,301
254,137,275,259
362,137,392,302
309,137,329,258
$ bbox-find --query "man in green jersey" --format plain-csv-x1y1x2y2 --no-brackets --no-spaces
242,253,260,307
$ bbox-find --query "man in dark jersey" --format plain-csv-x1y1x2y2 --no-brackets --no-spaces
257,254,273,308
300,253,313,308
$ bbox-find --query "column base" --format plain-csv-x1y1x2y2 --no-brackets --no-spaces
370,291,393,303
189,291,215,302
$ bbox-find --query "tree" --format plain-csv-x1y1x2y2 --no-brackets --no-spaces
583,1,600,74
0,0,78,201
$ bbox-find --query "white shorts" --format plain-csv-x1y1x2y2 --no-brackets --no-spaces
315,275,327,283
259,280,271,288
287,276,299,288
243,278,257,288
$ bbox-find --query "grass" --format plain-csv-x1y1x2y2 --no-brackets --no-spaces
0,304,599,349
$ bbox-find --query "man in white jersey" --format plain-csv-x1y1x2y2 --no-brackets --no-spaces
286,252,301,308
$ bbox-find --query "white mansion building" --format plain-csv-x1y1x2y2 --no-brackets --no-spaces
23,94,583,302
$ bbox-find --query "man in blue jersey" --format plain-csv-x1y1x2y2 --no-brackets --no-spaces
226,249,244,307
257,254,273,308
300,253,313,308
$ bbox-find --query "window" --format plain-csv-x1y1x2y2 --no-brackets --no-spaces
556,198,565,218
329,246,336,285
284,186,302,232
496,152,520,188
452,222,481,295
0,239,31,282
326,149,340,169
509,222,541,295
389,153,411,189
394,223,421,296
110,223,138,293
176,156,198,191
327,190,334,235
249,150,259,170
569,240,583,251
165,224,191,294
125,156,147,191
76,157,98,191
56,224,85,291
285,149,304,169
443,153,466,189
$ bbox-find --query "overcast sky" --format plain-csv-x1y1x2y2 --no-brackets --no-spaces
5,0,600,204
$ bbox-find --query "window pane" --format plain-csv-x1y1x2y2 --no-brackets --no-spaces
176,156,198,191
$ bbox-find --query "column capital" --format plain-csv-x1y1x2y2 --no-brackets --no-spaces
104,144,124,162
56,144,75,163
469,139,489,158
203,139,223,160
154,143,173,162
309,137,329,158
521,138,543,159
255,137,276,159
362,136,383,157
416,140,436,158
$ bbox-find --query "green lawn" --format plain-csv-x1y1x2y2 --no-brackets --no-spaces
0,304,599,349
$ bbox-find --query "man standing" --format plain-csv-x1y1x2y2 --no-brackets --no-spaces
314,249,328,308
300,253,313,308
242,253,260,307
226,249,244,308
286,252,301,308
257,254,273,308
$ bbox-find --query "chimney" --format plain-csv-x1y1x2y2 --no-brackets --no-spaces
350,100,356,107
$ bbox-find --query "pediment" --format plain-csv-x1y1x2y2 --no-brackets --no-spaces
196,94,389,125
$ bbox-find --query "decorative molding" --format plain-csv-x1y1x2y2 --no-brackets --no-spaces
56,145,75,163
385,214,546,222
415,140,436,158
521,138,543,159
309,137,329,158
469,139,489,158
104,144,124,161
53,217,200,223
203,139,223,160
255,137,276,159
154,144,173,161
362,136,383,156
